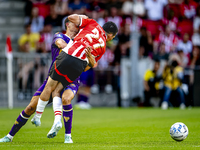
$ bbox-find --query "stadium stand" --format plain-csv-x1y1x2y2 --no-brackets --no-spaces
0,0,25,52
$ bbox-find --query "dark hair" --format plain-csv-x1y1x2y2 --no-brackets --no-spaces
140,26,147,31
24,22,31,28
103,21,118,36
64,17,70,30
154,58,160,63
171,60,178,67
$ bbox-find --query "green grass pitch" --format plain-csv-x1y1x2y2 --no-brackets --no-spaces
0,107,200,150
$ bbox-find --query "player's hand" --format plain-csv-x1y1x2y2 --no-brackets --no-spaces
85,47,92,57
85,47,96,68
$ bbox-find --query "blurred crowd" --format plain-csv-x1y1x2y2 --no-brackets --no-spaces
17,0,200,108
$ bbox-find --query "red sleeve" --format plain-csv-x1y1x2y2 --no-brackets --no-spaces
93,47,105,62
79,18,93,28
95,54,103,62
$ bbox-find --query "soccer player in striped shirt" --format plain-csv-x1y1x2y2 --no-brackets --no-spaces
32,14,118,142
0,16,94,143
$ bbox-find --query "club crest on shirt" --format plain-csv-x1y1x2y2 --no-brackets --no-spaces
56,34,63,38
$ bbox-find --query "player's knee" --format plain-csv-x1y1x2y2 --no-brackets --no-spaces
52,90,60,98
62,95,72,105
25,105,36,115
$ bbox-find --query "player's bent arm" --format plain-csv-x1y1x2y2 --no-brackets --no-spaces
55,38,68,49
68,14,88,26
85,47,96,68
84,62,98,72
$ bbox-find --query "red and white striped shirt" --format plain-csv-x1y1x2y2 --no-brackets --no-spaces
155,32,179,53
63,18,107,63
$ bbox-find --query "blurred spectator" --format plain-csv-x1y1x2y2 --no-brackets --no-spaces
38,23,54,53
17,58,35,99
95,47,115,94
144,0,168,21
18,23,40,52
24,0,33,17
177,33,193,55
180,0,198,19
132,0,145,17
188,46,200,90
122,0,134,16
117,23,132,57
153,42,169,61
68,0,87,14
192,25,200,46
54,0,68,15
188,46,200,67
139,26,153,57
177,49,189,67
45,4,63,28
24,7,44,33
154,25,179,53
87,0,105,12
105,6,122,29
162,9,178,32
143,59,163,106
194,6,200,32
161,58,186,109
33,23,53,88
90,10,105,27
106,0,122,11
32,0,50,18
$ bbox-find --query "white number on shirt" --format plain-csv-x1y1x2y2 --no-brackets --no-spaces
85,28,105,49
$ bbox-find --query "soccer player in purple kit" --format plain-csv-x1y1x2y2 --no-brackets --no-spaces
0,16,93,143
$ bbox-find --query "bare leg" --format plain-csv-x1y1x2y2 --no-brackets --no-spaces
0,96,40,142
24,96,40,115
52,82,63,98
32,77,59,126
40,76,59,101
22,61,34,91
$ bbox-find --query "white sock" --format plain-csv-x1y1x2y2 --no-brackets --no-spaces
53,96,62,124
7,134,13,140
35,98,48,118
65,133,71,137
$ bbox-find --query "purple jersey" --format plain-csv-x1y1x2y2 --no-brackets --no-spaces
34,32,80,97
48,32,71,74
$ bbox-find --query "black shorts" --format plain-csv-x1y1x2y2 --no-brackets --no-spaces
49,51,87,87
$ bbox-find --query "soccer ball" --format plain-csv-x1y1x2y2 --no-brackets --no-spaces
170,122,189,141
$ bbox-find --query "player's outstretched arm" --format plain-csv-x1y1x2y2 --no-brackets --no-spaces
55,39,68,49
68,14,88,27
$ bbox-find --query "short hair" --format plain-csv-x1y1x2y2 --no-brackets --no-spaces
103,21,118,36
154,58,160,63
24,23,31,28
64,17,70,30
